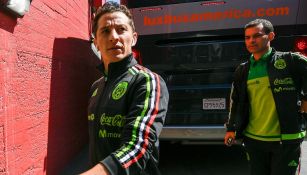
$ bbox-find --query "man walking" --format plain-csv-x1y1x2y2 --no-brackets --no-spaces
224,19,307,175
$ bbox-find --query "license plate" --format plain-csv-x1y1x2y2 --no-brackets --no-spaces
203,98,226,110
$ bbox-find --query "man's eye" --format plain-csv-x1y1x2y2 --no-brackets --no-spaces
118,27,126,32
102,29,110,33
254,34,264,38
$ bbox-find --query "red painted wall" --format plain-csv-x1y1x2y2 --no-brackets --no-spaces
0,0,100,174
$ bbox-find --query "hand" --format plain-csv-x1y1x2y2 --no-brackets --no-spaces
299,112,307,121
300,100,307,120
80,163,110,175
224,131,236,146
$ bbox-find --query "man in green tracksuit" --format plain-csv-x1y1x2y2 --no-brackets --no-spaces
81,2,169,175
224,19,307,175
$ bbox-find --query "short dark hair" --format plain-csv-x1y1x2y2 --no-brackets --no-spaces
244,19,274,34
92,2,135,37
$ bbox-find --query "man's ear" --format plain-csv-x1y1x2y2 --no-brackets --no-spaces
131,32,138,47
268,32,275,42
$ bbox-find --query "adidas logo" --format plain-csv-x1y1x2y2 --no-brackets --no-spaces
92,88,98,97
288,160,298,167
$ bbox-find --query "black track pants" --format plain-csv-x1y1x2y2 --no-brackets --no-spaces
243,137,301,175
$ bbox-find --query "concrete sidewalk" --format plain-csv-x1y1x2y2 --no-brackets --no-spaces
61,141,307,175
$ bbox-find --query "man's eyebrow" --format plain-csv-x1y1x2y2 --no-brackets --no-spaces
115,23,128,27
245,32,264,37
99,26,109,30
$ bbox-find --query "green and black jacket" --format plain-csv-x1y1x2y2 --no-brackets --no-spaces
88,54,169,175
226,48,307,143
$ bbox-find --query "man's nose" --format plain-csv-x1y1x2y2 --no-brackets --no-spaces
109,29,119,41
248,37,256,43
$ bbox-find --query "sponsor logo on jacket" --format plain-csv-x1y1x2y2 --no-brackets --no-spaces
273,86,296,93
273,77,294,86
100,113,125,127
99,129,121,138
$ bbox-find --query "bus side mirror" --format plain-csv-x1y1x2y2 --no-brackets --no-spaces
1,0,31,17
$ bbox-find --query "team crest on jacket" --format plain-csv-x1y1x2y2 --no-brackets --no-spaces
274,58,286,69
112,82,128,100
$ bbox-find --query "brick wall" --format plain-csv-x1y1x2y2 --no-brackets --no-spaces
0,1,100,174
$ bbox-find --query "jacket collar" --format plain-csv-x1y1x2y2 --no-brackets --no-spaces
249,47,272,66
97,54,138,79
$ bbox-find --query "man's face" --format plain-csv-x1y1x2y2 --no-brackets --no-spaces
94,12,137,65
244,24,274,55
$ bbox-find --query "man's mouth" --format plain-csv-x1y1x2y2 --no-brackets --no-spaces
109,46,122,50
248,45,257,48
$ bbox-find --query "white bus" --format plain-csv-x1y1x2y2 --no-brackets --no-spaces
121,0,307,143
